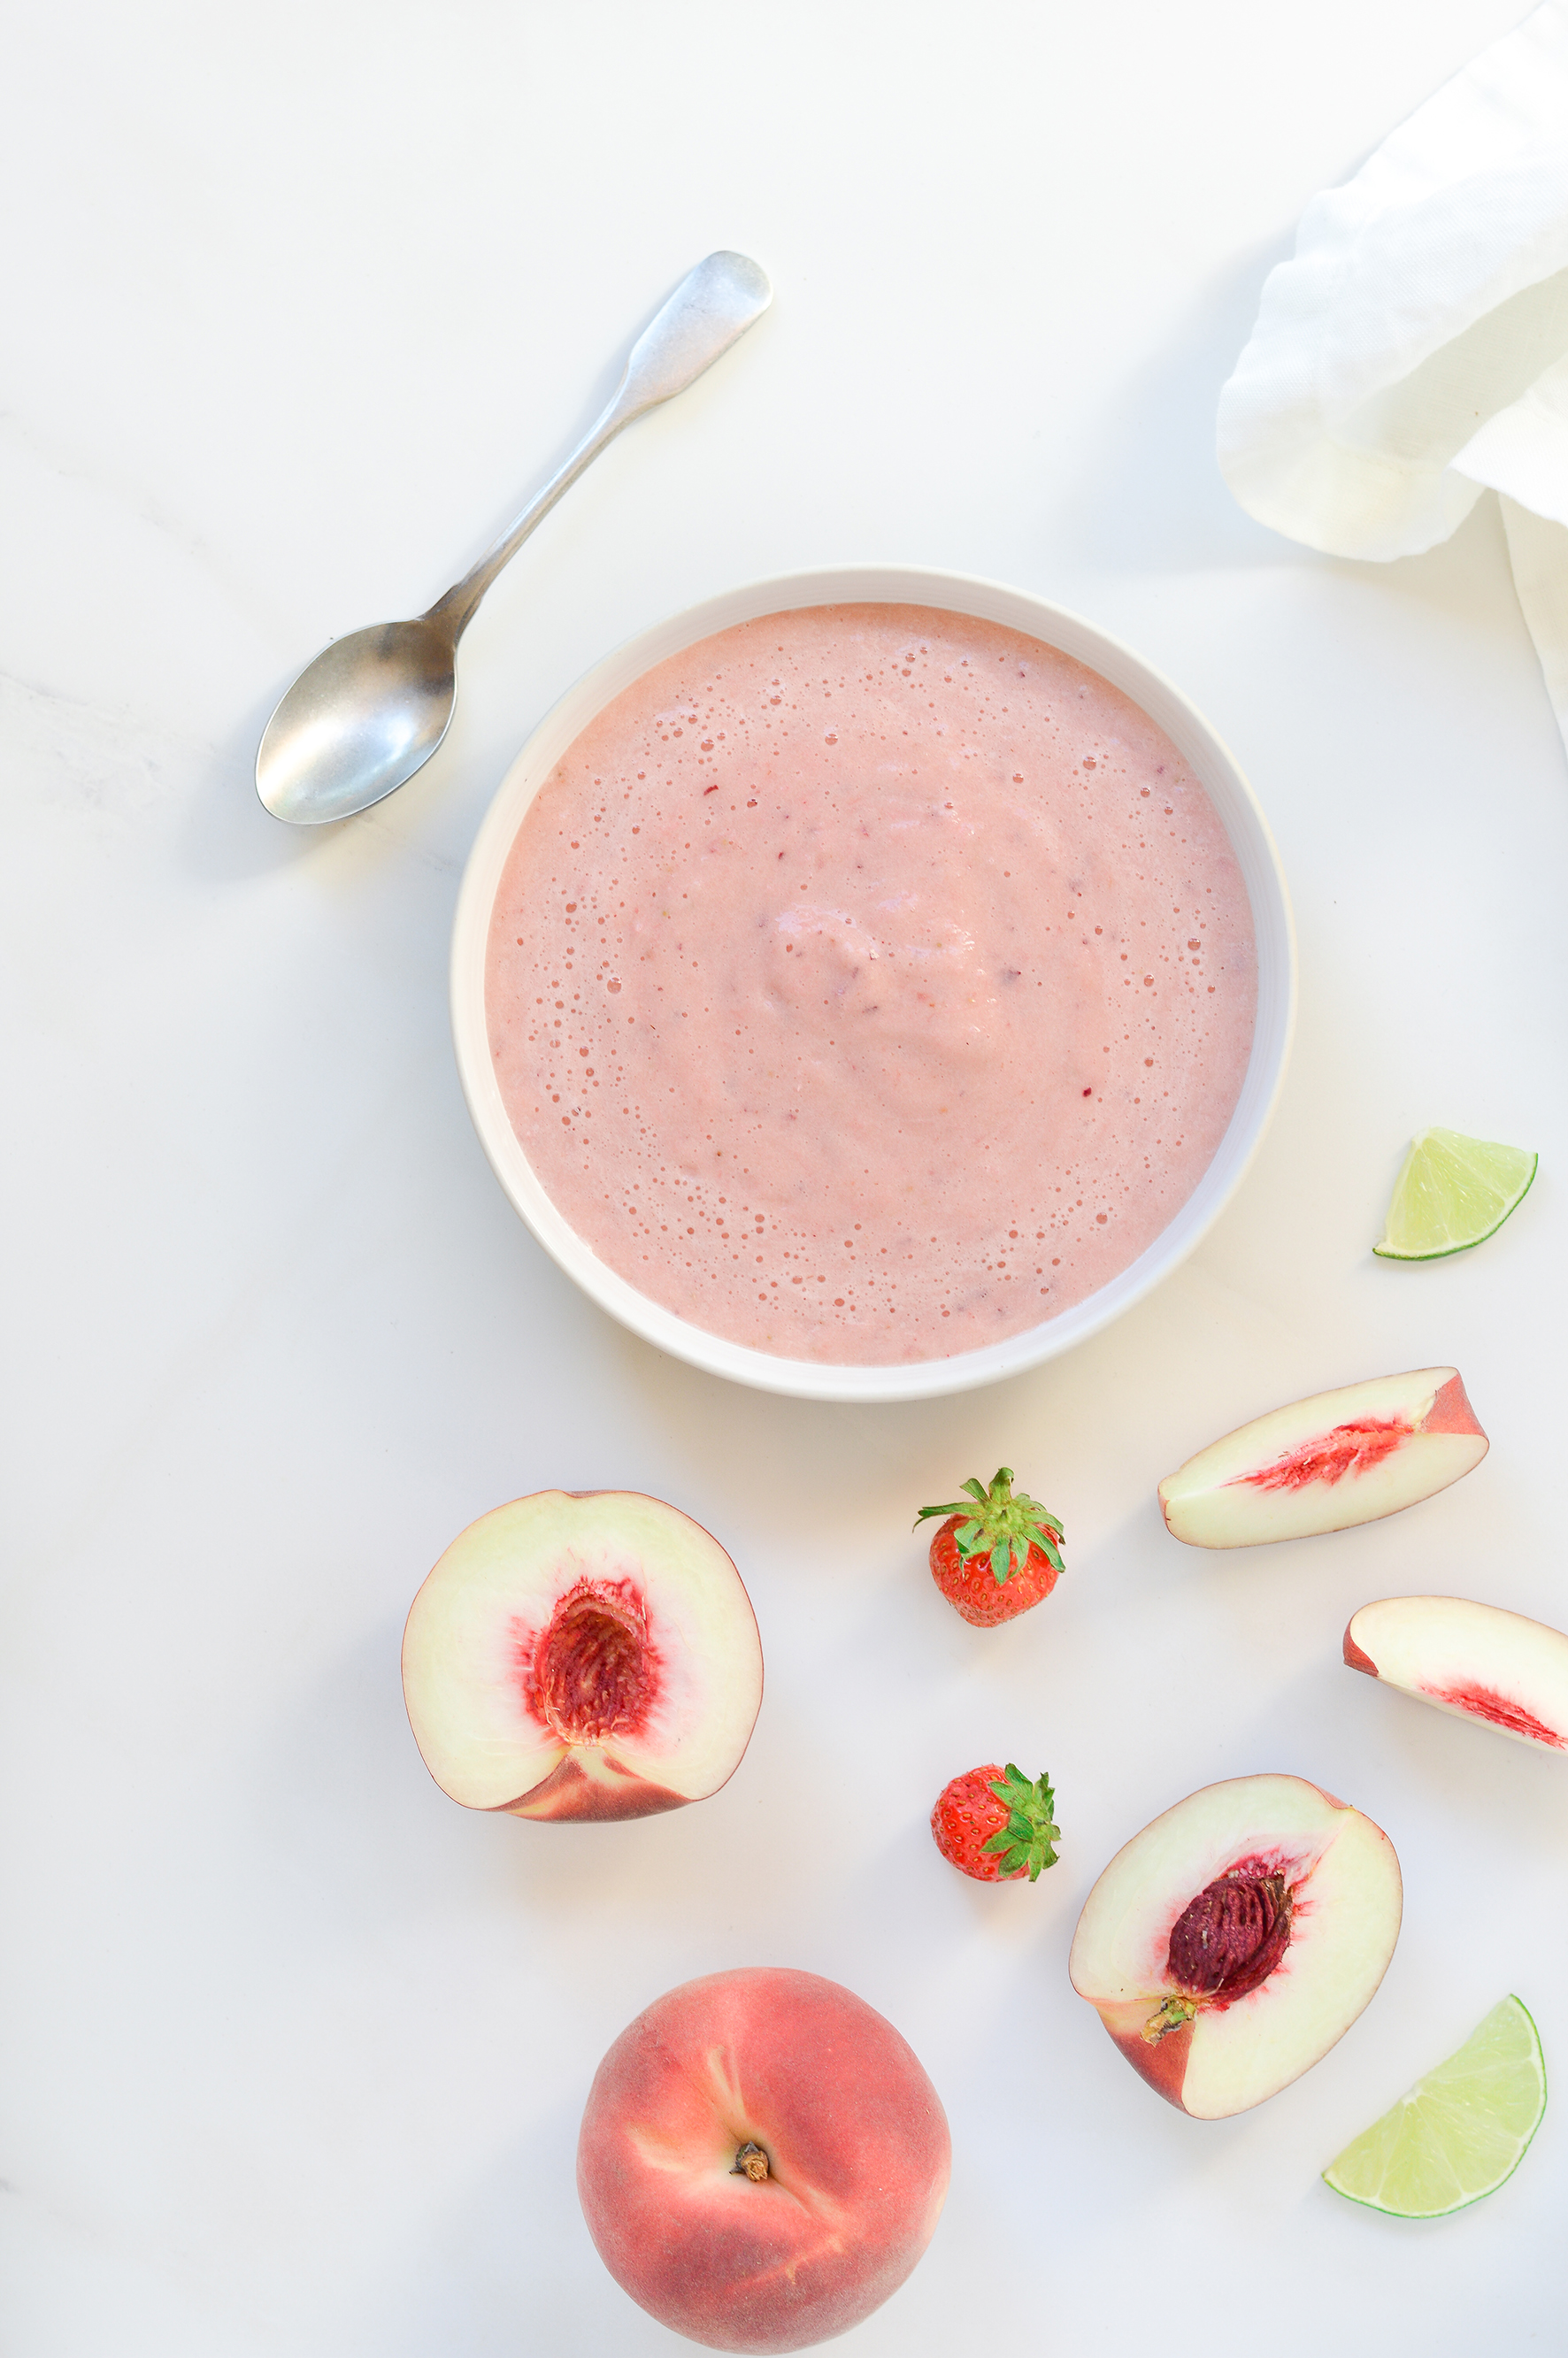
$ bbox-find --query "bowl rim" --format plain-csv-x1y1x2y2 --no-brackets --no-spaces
450,563,1296,1402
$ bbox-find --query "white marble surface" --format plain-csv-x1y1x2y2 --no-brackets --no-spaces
4,5,1564,2353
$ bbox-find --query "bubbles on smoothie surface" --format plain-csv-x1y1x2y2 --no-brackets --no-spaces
483,605,1257,1364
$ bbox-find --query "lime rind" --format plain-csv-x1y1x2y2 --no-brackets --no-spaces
1323,1994,1546,2218
1373,1127,1538,1262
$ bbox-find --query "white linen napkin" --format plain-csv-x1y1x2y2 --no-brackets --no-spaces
1217,1,1568,755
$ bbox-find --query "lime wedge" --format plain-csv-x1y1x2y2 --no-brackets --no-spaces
1323,1995,1546,2217
1373,1127,1537,1260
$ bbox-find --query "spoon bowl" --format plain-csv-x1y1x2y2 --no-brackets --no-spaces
256,618,457,826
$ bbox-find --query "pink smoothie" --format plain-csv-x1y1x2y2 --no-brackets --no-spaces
484,603,1256,1364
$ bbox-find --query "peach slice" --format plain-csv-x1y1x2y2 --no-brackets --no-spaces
401,1489,763,1822
1069,1774,1402,2118
1345,1596,1568,1753
577,1967,950,2353
1158,1366,1487,1548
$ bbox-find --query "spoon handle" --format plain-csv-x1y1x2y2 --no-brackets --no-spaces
425,251,772,641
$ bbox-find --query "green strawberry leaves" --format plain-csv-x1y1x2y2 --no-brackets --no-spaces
982,1763,1061,1882
915,1466,1065,1586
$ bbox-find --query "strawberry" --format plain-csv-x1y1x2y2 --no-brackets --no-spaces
931,1763,1061,1883
915,1466,1065,1626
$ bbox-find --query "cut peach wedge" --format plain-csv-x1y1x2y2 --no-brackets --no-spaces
402,1490,763,1822
1345,1596,1568,1754
1069,1774,1403,2119
1158,1367,1487,1548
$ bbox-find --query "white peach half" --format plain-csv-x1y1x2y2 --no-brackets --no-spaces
1345,1595,1568,1754
401,1489,763,1822
577,1968,950,2354
1069,1773,1402,2119
1158,1367,1487,1548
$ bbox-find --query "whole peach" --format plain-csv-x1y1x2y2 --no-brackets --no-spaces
576,1967,950,2352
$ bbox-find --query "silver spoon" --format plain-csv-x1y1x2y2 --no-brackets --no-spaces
255,251,772,826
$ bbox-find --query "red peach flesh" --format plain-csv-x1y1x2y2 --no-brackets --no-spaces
1422,1681,1564,1747
527,1579,658,1746
1228,1418,1407,1494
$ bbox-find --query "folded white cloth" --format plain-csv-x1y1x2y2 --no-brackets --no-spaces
1218,1,1568,754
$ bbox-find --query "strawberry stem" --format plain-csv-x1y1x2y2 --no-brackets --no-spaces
981,1763,1061,1881
914,1467,1065,1586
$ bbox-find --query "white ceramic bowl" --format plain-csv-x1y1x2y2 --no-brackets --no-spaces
451,565,1295,1402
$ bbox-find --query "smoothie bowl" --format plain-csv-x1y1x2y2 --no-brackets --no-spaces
450,566,1295,1402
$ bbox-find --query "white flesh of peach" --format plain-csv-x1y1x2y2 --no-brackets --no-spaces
1158,1367,1487,1548
1346,1595,1568,1754
402,1490,763,1821
1069,1774,1403,2119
